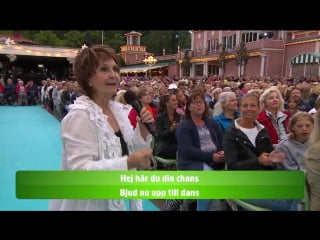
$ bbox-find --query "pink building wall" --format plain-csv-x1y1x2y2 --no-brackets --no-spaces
221,31,238,37
245,57,261,77
225,59,238,76
190,30,320,78
193,31,206,50
168,64,179,78
266,51,284,77
284,42,316,63
121,30,320,79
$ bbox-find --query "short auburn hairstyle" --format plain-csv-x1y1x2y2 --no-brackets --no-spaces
73,45,120,99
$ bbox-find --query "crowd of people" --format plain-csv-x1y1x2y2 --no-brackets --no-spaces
114,59,320,211
2,44,320,211
0,76,82,121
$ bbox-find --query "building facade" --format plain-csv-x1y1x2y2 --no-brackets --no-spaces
182,30,320,79
1,31,319,81
119,31,178,78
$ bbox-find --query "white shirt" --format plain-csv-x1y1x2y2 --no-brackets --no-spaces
49,95,152,211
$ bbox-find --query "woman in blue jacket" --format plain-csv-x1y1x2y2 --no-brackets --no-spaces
176,89,225,211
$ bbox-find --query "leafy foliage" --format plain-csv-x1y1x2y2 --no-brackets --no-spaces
181,50,191,76
217,45,228,73
7,30,191,55
34,31,65,46
236,41,249,77
236,41,249,65
63,31,84,47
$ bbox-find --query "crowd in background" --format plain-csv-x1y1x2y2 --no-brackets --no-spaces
1,73,320,211
0,77,81,121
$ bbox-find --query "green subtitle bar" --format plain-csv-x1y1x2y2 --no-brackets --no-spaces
16,171,304,199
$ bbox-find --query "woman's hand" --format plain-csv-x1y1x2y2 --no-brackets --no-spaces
213,151,225,163
127,147,153,170
259,150,285,165
170,121,180,132
269,150,285,163
138,107,154,125
259,152,273,166
137,107,154,140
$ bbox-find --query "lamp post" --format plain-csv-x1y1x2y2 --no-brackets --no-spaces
101,30,104,45
143,55,157,79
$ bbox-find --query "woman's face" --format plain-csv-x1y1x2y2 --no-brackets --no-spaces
224,93,238,112
89,59,120,97
239,96,260,121
166,94,178,110
264,91,280,110
189,96,205,115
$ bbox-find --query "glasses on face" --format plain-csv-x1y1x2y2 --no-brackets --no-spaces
191,100,205,105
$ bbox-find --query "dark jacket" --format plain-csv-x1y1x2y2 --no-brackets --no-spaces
176,118,224,170
223,120,274,170
154,111,181,157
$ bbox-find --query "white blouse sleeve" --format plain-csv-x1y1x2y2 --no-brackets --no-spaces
61,109,128,170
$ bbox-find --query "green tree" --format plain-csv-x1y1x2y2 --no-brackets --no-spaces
20,31,39,41
140,30,164,55
217,44,229,76
5,30,192,59
236,41,249,77
181,49,191,76
64,31,84,47
53,31,69,39
103,31,126,52
140,30,191,55
0,30,13,35
85,31,103,45
34,31,64,46
177,30,192,50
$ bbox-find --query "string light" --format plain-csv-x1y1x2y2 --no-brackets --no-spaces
0,37,79,59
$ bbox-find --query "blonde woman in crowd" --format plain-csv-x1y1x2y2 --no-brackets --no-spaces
305,110,320,211
257,86,289,146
